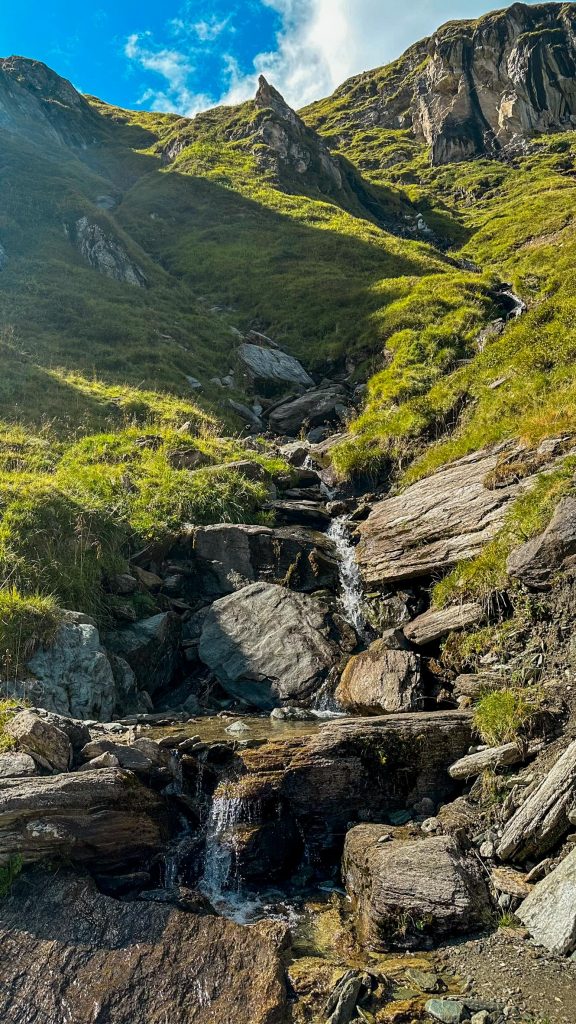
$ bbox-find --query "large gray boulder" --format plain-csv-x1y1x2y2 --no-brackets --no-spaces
343,826,491,950
507,497,576,588
187,523,338,597
335,637,422,715
517,846,576,955
238,342,314,387
105,613,182,696
267,385,349,435
0,869,288,1024
198,582,353,709
24,621,119,720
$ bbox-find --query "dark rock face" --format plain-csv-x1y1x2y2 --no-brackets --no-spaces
343,826,491,949
0,870,289,1024
0,56,94,146
507,496,576,588
267,385,350,436
188,523,339,597
105,612,182,696
414,4,576,164
198,582,353,708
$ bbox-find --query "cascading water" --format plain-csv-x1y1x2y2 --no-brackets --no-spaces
200,788,262,913
327,516,367,637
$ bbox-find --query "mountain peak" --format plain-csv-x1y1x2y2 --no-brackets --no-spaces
254,75,295,120
0,55,85,108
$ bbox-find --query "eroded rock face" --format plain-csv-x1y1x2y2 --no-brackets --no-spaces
198,582,352,708
357,448,535,588
0,768,165,867
73,217,147,286
0,870,289,1024
335,638,422,715
188,523,339,597
343,826,490,949
414,4,576,164
23,621,120,720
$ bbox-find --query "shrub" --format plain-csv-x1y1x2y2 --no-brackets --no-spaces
473,687,541,746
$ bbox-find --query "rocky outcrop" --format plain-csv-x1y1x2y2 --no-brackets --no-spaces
507,496,576,588
105,612,182,696
0,56,95,147
72,217,147,286
0,769,165,867
335,636,422,715
6,711,72,773
343,826,490,949
22,619,124,720
0,870,289,1024
255,76,344,189
497,739,576,862
186,523,338,597
357,447,537,588
404,602,485,646
198,582,353,708
229,711,473,872
517,846,576,955
413,4,576,164
267,385,349,435
238,341,313,387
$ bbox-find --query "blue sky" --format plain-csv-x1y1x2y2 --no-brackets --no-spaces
0,1,541,113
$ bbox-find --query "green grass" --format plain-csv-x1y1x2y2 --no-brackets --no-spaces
473,687,542,746
0,591,62,683
0,854,23,896
0,697,23,750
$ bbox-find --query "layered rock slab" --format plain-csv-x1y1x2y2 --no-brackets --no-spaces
0,870,289,1024
0,768,165,867
357,448,534,588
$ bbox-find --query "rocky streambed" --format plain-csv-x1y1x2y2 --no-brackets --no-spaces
3,343,576,1022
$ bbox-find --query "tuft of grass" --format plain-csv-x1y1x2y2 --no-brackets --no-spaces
0,590,62,683
473,687,542,746
0,697,24,751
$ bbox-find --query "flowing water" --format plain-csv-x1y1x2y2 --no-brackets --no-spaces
327,516,367,637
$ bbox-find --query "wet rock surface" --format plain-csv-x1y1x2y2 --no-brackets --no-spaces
0,870,289,1024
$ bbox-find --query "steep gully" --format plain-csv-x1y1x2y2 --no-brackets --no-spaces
121,283,527,915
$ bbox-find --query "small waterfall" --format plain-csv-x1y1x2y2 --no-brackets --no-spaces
327,517,367,636
200,788,260,905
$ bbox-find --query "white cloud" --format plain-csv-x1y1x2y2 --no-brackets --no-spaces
124,32,211,115
125,1,541,117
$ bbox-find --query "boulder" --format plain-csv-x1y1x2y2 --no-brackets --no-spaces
335,638,422,715
0,769,164,867
0,869,289,1024
507,497,576,588
105,613,182,696
266,499,331,529
24,621,119,720
517,846,576,954
267,385,349,435
343,826,490,949
238,342,314,387
497,739,576,862
404,602,485,646
6,711,72,773
188,523,338,597
0,752,37,779
79,739,154,774
198,582,352,708
357,448,538,587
